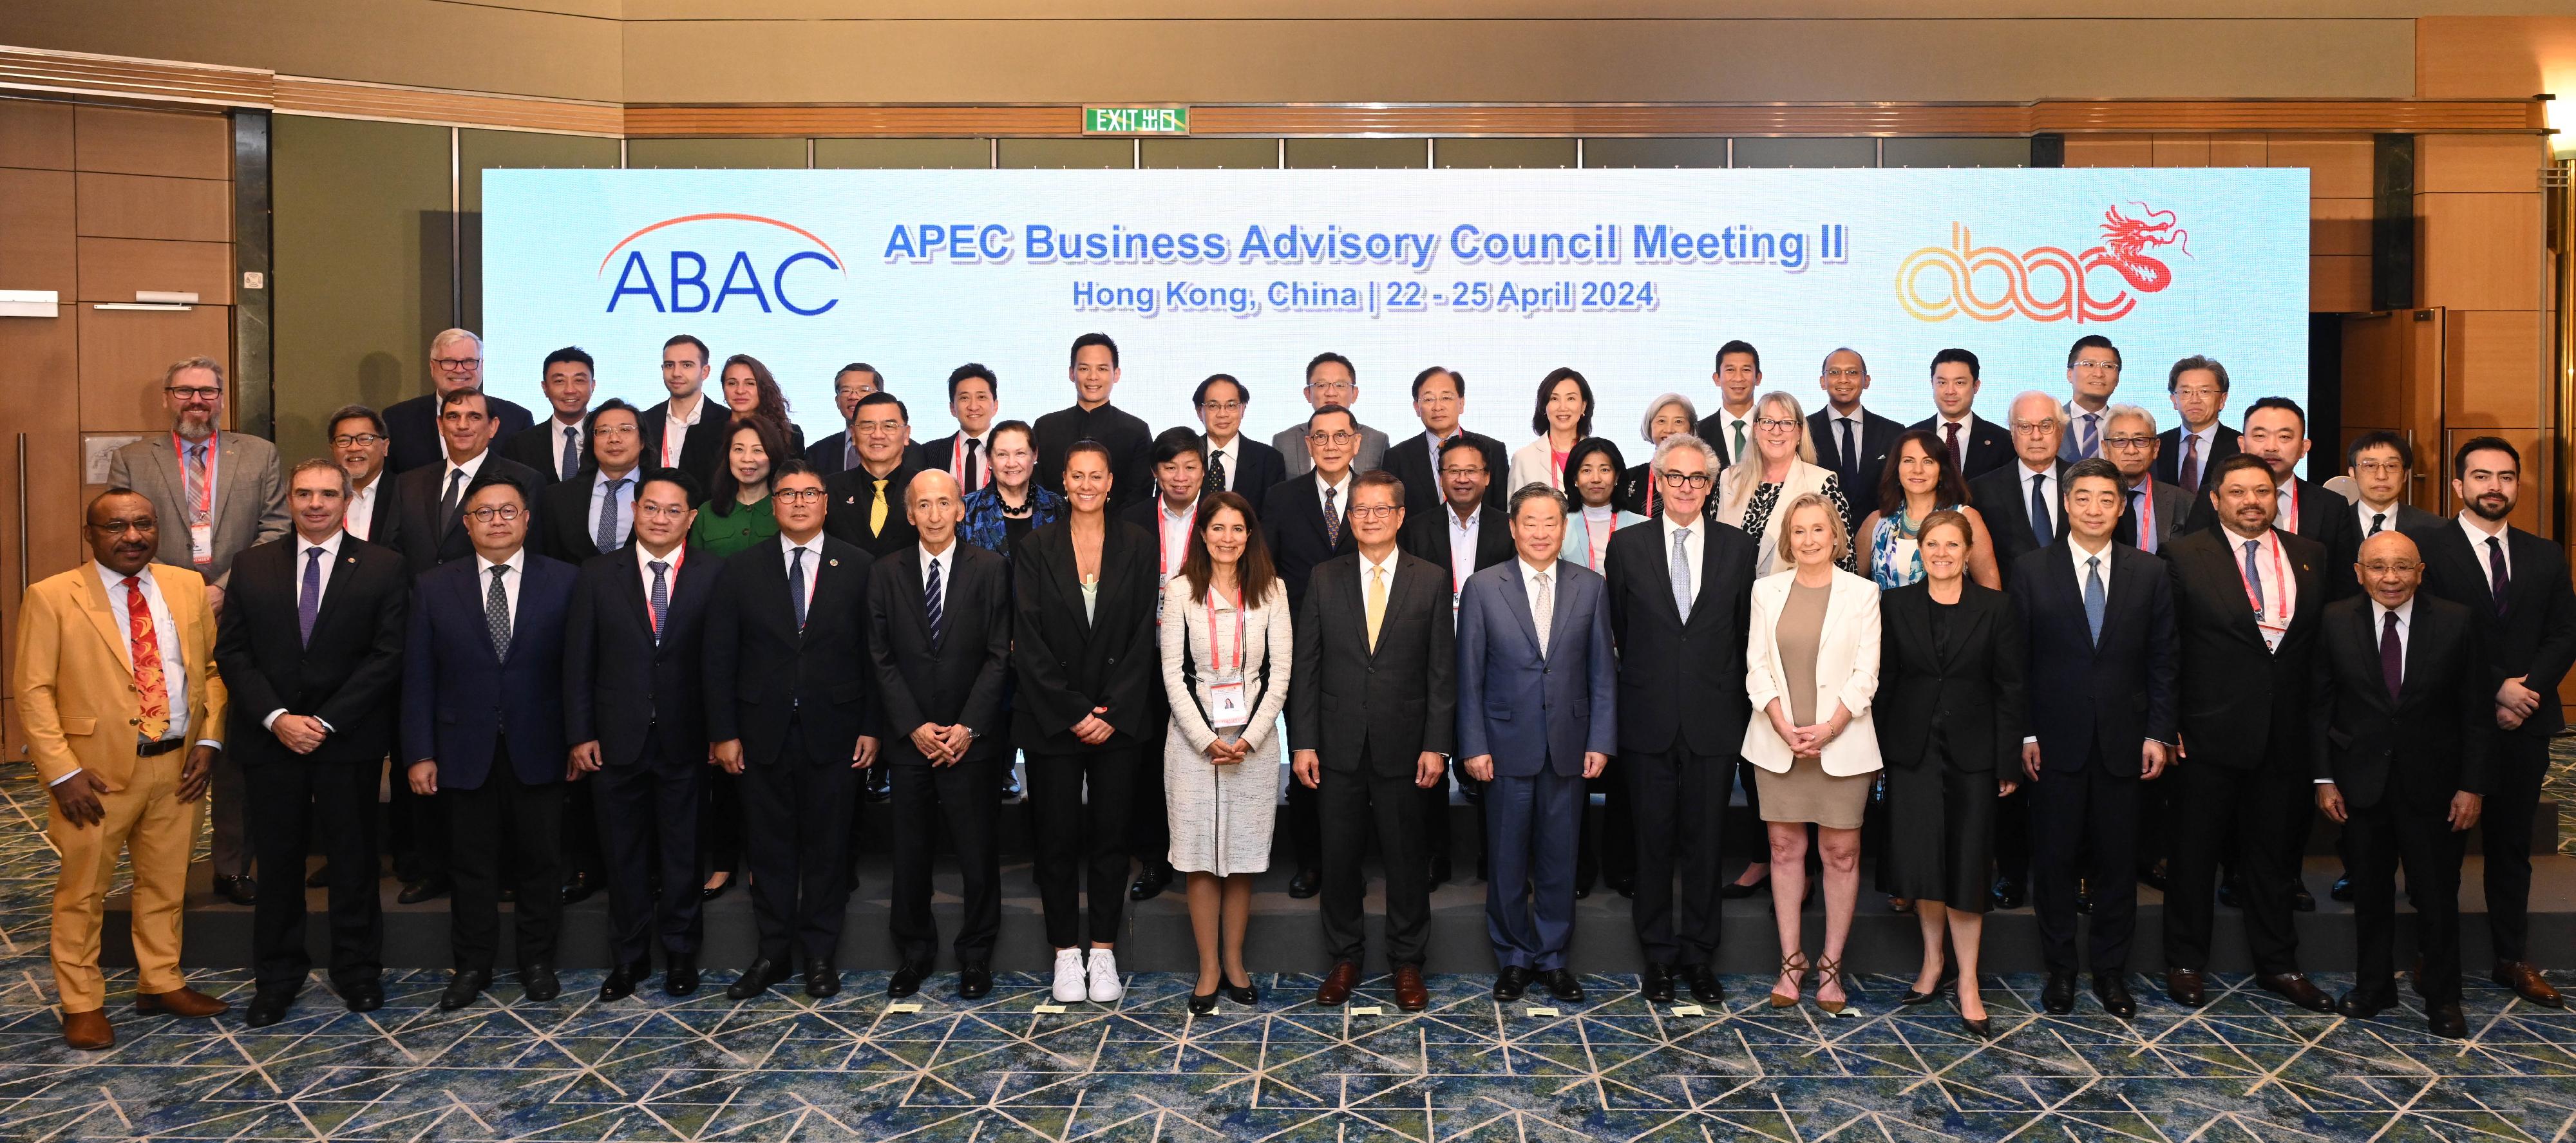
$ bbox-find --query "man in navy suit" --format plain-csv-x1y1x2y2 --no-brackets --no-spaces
564,467,723,1003
383,330,534,476
401,471,578,1010
1806,348,1902,534
1456,482,1616,1005
1910,348,2012,481
2155,355,2240,494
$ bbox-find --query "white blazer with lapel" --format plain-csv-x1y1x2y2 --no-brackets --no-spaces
1740,566,1883,777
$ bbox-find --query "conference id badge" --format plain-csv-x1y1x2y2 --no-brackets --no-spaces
187,522,214,564
1208,673,1250,730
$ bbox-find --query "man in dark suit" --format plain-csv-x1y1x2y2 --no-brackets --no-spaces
1969,390,2070,908
216,458,410,1027
327,406,400,547
1262,404,1363,897
1806,348,1902,533
1385,366,1510,518
909,363,999,493
2312,529,2490,1037
2410,437,2576,1008
2100,406,2193,557
1913,348,2012,481
1291,471,1455,1013
705,460,880,1000
564,467,722,1003
804,363,883,477
2154,355,2240,494
1602,433,1756,1007
639,334,730,489
501,346,598,486
2159,453,2333,1012
1457,484,1618,1005
1397,435,1517,885
867,469,1012,1001
384,330,534,475
2009,458,2177,1019
1117,428,1207,901
392,388,545,576
536,400,646,576
2344,431,2441,540
1694,339,1763,469
401,471,578,1010
1270,352,1391,476
824,391,925,560
1191,373,1285,500
2059,335,2124,462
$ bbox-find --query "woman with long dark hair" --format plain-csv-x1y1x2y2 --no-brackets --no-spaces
719,353,806,454
1508,367,1595,492
1858,428,2000,591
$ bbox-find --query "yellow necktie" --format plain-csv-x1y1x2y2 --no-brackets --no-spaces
870,478,889,533
1366,565,1387,652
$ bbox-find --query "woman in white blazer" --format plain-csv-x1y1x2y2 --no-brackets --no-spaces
1714,390,1858,578
1507,366,1595,493
1740,491,1882,1015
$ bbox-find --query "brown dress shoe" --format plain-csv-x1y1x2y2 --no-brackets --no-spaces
2494,961,2566,1008
1316,961,1360,1007
135,987,231,1018
1393,964,1430,1013
61,1008,112,1050
2164,968,2206,1007
2256,972,2334,1012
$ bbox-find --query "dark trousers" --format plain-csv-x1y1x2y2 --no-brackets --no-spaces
2136,766,2174,876
1026,746,1139,949
444,746,564,971
740,720,860,965
889,757,1001,968
1484,767,1582,972
560,778,601,883
1574,757,1635,888
2481,732,2550,963
1130,747,1170,873
2344,789,2465,1008
2029,754,2140,974
390,769,446,883
1624,746,1727,966
593,741,704,964
1318,762,1430,968
245,759,383,992
209,748,251,878
1420,769,1484,874
701,770,741,881
1993,784,2032,890
1287,779,1322,873
2163,755,2301,975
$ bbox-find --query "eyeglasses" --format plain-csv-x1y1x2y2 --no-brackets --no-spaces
2353,459,2406,476
2359,562,2422,575
1439,466,1488,478
2171,386,2223,400
2011,420,2061,437
635,502,690,520
2103,436,2157,451
1347,504,1401,520
464,505,524,523
594,424,638,439
2073,358,2121,372
165,386,222,400
1754,417,1801,432
330,433,386,448
431,356,482,370
1656,469,1713,490
773,487,828,504
1198,401,1244,414
1308,431,1359,446
1823,368,1866,379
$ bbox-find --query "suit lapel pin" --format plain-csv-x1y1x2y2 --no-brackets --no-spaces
829,558,840,567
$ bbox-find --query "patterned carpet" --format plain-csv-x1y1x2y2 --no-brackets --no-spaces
0,750,2564,1141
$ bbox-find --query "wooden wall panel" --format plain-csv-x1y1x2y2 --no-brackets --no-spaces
75,236,233,303
2311,254,2371,313
73,171,231,241
0,167,78,297
2267,134,2372,198
0,303,86,753
2061,135,2153,167
0,97,75,169
2417,15,2576,100
2310,196,2371,258
2416,193,2544,312
2443,310,2546,428
2208,137,2266,167
2416,133,2548,194
72,104,229,179
77,304,232,433
2150,133,2208,167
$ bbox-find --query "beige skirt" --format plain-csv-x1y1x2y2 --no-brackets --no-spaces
1754,754,1870,830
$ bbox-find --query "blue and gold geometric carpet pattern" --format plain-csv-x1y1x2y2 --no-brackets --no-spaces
0,750,2564,1141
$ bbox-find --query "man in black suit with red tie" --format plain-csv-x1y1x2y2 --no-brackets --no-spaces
217,458,410,1027
2312,529,2489,1037
565,468,723,1002
2407,437,2576,1008
1911,348,2013,481
1262,404,1362,898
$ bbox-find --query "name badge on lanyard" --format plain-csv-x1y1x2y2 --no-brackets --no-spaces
175,432,216,565
1206,590,1250,731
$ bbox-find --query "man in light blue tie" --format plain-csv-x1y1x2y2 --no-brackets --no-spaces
2060,335,2123,462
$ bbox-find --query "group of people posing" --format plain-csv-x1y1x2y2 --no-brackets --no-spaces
16,327,2566,1052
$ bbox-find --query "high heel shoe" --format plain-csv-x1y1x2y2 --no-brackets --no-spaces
1188,987,1220,1015
1814,956,1850,1015
1220,974,1258,1006
700,873,733,902
1957,997,1993,1039
1720,869,1771,900
1768,952,1809,1008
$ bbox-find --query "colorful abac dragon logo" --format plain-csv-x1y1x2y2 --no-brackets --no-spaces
1897,203,2190,323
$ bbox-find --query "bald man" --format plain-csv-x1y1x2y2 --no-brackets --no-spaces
2309,531,2489,1037
386,330,536,475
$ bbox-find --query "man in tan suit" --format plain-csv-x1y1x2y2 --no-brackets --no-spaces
14,489,232,1048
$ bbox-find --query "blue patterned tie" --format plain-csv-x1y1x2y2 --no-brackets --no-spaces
2242,539,2265,617
2028,473,2050,543
925,556,945,649
485,565,511,660
560,426,580,482
788,546,808,630
2079,412,2099,459
298,546,323,646
648,559,670,645
595,477,629,553
2084,555,2107,645
1669,527,1694,623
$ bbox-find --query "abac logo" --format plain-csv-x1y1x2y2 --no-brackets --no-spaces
1896,203,2190,323
600,214,844,316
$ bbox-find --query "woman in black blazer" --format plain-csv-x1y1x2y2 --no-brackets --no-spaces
1873,509,2026,1038
1013,440,1161,1005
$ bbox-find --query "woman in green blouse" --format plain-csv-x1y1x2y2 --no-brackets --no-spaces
689,415,788,556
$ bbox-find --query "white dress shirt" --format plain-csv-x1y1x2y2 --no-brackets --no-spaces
2461,512,2512,578
345,475,382,542
1446,504,1482,602
1358,544,1399,601
919,540,955,615
2228,527,2295,652
588,465,643,546
440,448,491,506
2354,497,2399,538
636,540,685,611
1203,433,1242,493
2069,533,2114,583
266,531,345,730
1315,469,1354,519
660,394,705,468
2319,597,2414,785
88,562,217,755
549,416,586,480
2063,400,2108,456
1519,556,1557,656
477,547,528,632
1156,497,1196,583
780,533,824,603
1661,512,1705,602
2018,462,2060,537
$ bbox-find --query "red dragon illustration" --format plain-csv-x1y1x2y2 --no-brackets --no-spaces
2092,202,2190,292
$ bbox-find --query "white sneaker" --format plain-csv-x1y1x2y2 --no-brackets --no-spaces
1052,949,1088,1003
1086,948,1124,1003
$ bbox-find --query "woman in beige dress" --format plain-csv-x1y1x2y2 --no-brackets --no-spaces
1741,493,1883,1014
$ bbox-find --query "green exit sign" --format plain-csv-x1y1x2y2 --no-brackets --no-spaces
1084,106,1189,135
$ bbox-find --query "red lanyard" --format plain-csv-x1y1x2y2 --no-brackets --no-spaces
172,431,217,524
2134,481,2155,549
951,434,986,489
1206,587,1245,674
642,545,686,634
2237,531,2288,625
2280,482,2300,533
1157,501,1197,579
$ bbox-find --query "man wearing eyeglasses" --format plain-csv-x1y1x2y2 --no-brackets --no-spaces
2101,406,2190,556
327,406,397,544
1192,373,1286,498
1264,404,1365,898
2058,335,2123,462
1385,366,1508,518
105,355,287,906
501,347,600,486
2344,431,2438,540
537,399,647,568
2155,356,2239,493
384,329,535,476
402,470,579,1010
1272,352,1390,477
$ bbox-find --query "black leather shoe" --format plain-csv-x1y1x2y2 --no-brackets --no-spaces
999,770,1022,802
804,959,840,997
1720,870,1769,900
958,965,992,1000
1685,965,1724,1006
2329,875,2353,902
439,968,491,1010
889,962,928,998
664,954,699,996
599,958,650,1002
2216,880,2242,909
214,874,258,906
1641,963,1676,1004
699,875,734,902
243,988,296,1028
1287,867,1321,899
520,962,560,1002
1572,867,1596,900
341,979,383,1013
560,871,599,905
1539,968,1584,1003
2429,1003,2468,1039
2093,972,2137,1019
397,876,449,904
2165,968,2207,1008
726,958,788,999
305,864,332,889
863,768,892,804
2289,881,2316,912
1188,987,1220,1015
1493,966,1531,1001
2139,858,2170,892
2257,972,2333,1012
2075,878,2092,914
1609,874,1636,899
2041,972,2077,1015
1129,864,1172,902
2336,988,2398,1019
1989,876,2025,911
1428,857,1452,891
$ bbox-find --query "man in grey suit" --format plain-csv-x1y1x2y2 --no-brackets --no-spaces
2101,405,2191,556
1456,482,1616,1005
106,354,288,905
2344,431,2441,540
1271,352,1389,476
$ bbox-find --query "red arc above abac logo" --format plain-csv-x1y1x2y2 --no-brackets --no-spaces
1897,203,2190,323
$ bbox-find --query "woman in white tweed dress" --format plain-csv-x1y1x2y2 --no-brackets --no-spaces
1158,491,1294,1012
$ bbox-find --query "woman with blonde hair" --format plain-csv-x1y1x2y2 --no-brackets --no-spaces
1716,392,1855,578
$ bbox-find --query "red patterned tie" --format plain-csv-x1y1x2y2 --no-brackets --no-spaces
126,576,170,740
